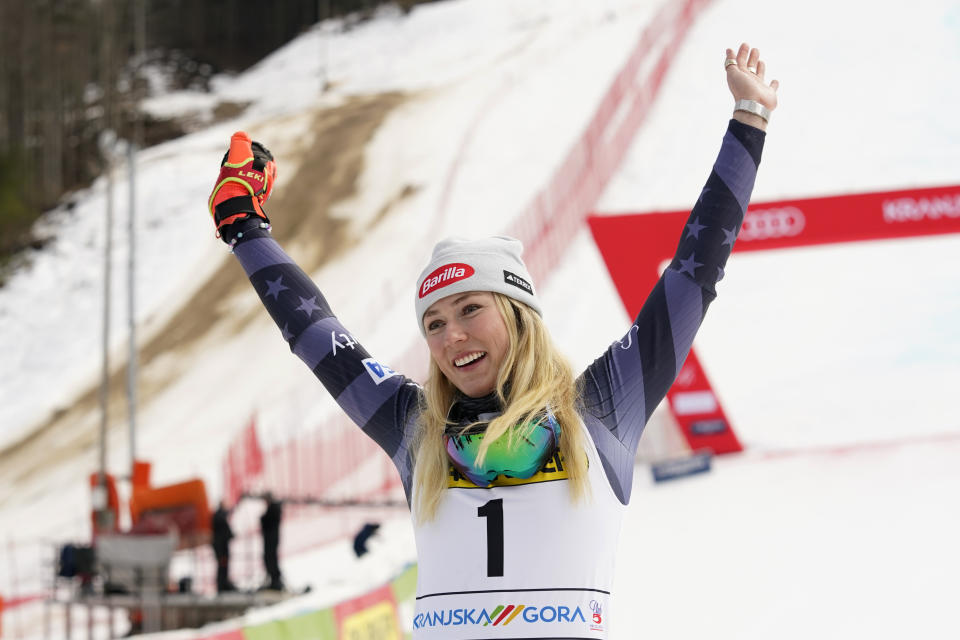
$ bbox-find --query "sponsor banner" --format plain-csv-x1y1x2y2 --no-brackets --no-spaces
190,573,406,640
334,584,403,640
588,185,960,317
412,589,607,639
588,184,960,455
667,351,741,455
589,184,960,315
736,184,960,251
275,610,338,640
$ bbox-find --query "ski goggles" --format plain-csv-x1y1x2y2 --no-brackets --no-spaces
444,412,561,487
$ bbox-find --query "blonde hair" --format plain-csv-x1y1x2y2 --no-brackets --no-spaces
412,293,589,522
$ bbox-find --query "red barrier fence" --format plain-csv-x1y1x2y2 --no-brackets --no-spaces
588,183,960,454
508,0,713,282
222,413,402,509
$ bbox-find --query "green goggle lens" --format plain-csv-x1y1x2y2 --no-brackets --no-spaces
444,413,560,487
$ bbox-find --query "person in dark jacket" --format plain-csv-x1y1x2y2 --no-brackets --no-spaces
205,42,778,638
260,492,283,591
211,501,236,593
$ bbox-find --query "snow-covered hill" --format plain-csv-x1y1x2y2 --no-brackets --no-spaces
1,0,959,638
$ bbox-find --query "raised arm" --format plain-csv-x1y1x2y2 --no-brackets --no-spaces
578,45,778,503
726,42,779,132
207,133,421,483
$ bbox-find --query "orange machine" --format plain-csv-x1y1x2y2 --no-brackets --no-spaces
127,461,211,549
90,460,212,550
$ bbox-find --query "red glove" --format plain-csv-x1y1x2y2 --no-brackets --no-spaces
208,131,277,234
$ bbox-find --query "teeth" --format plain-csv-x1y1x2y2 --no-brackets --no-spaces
455,352,485,367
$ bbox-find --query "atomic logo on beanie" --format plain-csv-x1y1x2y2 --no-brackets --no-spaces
415,236,542,335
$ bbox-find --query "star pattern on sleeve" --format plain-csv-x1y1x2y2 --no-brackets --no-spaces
677,252,703,277
264,275,290,300
721,226,737,247
685,217,707,239
296,295,322,318
280,323,294,342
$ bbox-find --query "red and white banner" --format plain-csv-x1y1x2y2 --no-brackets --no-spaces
588,184,960,454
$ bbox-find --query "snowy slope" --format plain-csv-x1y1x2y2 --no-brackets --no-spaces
2,0,959,639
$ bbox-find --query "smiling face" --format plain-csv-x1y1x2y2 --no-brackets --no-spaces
423,291,511,398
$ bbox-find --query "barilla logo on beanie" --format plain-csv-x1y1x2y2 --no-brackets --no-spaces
419,263,475,298
415,236,542,335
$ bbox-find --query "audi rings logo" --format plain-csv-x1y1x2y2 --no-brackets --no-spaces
740,206,806,241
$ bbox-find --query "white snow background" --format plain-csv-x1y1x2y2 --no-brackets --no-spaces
1,0,959,638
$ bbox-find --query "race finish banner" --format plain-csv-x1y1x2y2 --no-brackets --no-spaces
588,183,960,455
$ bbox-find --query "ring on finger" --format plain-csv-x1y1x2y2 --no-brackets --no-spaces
747,66,758,73
724,58,737,68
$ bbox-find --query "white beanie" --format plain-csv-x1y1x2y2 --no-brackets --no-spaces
415,236,542,334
